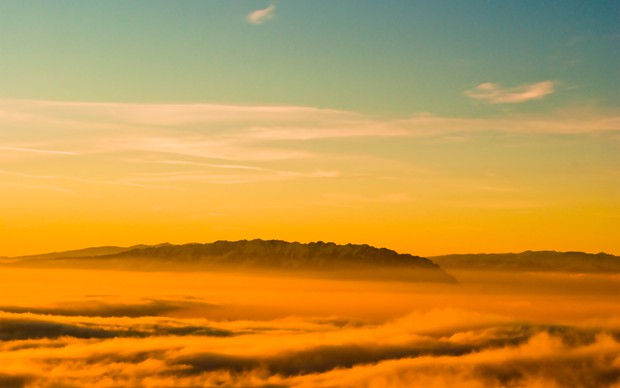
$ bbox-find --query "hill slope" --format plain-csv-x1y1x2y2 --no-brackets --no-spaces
10,243,173,261
8,240,456,283
431,251,620,273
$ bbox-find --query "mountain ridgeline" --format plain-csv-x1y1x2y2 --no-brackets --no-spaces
8,241,617,281
8,240,457,283
109,240,439,269
432,251,620,273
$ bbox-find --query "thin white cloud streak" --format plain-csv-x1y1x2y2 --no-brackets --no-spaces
0,171,180,191
465,81,556,103
127,136,315,161
0,181,76,195
247,4,276,25
157,160,266,171
316,192,413,208
0,99,358,132
390,113,620,135
0,146,78,156
244,124,409,140
2,99,618,140
122,169,339,185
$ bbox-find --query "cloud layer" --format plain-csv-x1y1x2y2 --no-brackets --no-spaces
465,81,556,103
0,267,619,387
1,98,617,163
1,308,618,387
1,98,616,189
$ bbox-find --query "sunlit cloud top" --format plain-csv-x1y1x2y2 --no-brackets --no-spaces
247,4,276,25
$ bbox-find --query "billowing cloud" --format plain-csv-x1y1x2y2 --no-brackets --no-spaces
247,4,276,25
285,332,620,388
1,309,618,387
465,81,556,103
0,373,32,388
0,267,619,387
0,298,219,318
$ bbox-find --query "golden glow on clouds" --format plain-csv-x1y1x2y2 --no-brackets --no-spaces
0,99,619,256
0,267,619,387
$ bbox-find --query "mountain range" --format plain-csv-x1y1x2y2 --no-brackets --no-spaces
4,241,619,283
4,240,456,283
431,251,620,273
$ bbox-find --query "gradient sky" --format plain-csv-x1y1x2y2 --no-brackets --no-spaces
0,1,619,256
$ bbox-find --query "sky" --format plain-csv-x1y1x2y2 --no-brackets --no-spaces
0,1,619,256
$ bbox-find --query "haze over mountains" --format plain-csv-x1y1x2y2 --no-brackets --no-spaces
3,240,620,387
4,240,456,283
3,243,172,262
432,251,620,274
4,240,619,283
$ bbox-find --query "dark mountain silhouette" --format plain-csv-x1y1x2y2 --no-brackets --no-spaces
6,239,456,283
431,251,620,273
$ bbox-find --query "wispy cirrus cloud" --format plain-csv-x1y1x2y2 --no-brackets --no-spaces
0,170,180,191
120,168,339,185
2,99,617,154
0,145,78,156
0,99,618,193
247,4,276,25
465,81,556,103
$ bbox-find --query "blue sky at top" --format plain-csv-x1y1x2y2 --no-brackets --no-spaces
0,0,617,116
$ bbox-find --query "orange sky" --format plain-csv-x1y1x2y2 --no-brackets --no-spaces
1,101,618,257
1,1,618,257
